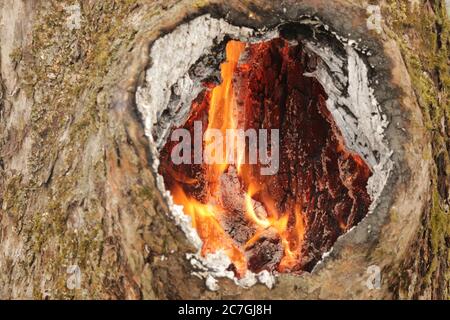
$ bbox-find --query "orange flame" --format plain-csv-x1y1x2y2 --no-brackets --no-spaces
167,40,306,276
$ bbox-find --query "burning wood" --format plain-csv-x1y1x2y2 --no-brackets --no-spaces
159,38,373,277
135,10,397,293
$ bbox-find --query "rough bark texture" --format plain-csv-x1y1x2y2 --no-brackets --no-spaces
0,0,448,299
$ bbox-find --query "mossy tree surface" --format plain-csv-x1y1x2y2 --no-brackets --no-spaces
0,0,448,299
383,0,449,299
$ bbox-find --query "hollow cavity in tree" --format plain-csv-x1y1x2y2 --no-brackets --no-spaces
136,15,393,289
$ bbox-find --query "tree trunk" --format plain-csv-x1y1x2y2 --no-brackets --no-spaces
0,0,448,299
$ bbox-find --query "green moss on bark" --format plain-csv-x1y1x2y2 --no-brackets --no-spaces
384,0,449,299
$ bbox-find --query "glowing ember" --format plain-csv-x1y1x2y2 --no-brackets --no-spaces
159,39,372,277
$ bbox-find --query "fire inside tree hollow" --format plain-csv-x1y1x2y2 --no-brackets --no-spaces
159,39,372,277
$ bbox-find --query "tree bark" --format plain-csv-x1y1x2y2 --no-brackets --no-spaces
0,0,448,299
